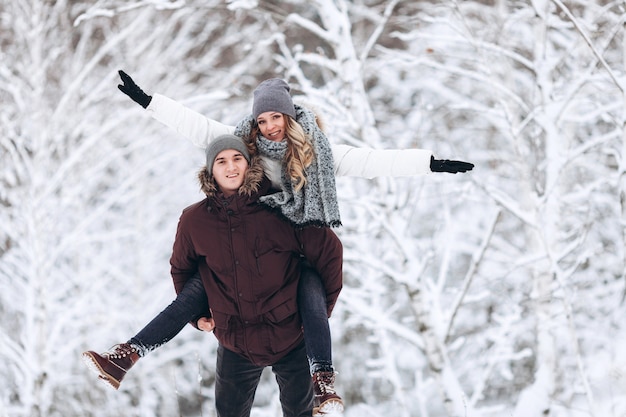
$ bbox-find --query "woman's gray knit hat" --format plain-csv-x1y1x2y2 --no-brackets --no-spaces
252,78,297,120
206,134,250,174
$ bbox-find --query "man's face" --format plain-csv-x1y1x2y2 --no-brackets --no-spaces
212,149,249,196
256,111,287,142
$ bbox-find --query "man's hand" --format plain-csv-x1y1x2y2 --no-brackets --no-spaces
197,317,216,332
430,155,474,173
117,70,152,108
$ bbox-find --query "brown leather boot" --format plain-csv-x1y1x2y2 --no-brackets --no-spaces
312,371,344,415
82,343,140,390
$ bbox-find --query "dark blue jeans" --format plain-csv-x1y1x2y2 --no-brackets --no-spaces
297,262,333,372
215,341,313,417
129,272,209,355
129,264,333,372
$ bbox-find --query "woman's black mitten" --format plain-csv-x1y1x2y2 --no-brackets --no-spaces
430,155,474,173
117,70,152,108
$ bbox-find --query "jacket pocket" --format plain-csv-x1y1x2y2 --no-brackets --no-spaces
265,298,297,323
264,299,302,354
211,310,235,348
254,236,275,275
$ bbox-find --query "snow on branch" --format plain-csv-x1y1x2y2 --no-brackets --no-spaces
445,208,501,342
285,13,334,44
551,0,623,93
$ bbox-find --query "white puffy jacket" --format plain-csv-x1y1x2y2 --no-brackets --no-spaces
147,93,432,189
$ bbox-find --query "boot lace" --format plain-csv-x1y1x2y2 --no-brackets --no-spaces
313,372,336,395
107,343,138,359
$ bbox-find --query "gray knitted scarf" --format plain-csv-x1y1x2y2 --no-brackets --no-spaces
234,104,342,228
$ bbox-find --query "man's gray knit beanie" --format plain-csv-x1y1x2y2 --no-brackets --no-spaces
252,78,297,120
206,134,250,174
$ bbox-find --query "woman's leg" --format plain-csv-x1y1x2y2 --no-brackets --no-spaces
129,272,209,356
297,261,344,413
82,272,209,389
297,261,332,372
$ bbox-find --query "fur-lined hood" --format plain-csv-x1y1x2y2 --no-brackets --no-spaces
197,154,265,199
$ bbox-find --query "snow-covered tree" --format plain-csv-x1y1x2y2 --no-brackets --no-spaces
1,1,624,416
0,1,273,416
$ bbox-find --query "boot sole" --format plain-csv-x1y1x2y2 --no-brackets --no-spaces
82,352,121,390
313,398,344,415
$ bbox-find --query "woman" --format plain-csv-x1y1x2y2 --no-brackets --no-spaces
83,72,473,415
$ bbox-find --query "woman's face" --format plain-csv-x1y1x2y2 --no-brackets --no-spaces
256,111,286,142
212,149,249,196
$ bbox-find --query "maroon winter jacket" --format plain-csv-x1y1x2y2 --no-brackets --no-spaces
170,161,343,366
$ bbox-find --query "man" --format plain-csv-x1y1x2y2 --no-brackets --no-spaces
170,134,343,417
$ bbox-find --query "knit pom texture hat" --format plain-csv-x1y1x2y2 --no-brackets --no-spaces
252,78,297,120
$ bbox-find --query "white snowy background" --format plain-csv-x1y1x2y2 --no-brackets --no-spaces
1,1,625,416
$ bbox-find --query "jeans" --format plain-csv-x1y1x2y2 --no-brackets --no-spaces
129,272,209,356
130,264,333,372
215,341,313,417
298,262,333,372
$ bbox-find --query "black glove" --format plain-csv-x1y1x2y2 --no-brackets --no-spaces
117,70,152,108
430,155,474,173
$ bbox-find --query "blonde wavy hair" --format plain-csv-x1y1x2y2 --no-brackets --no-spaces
284,116,314,191
250,115,315,192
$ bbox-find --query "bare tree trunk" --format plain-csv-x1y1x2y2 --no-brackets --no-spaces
621,0,626,301
408,283,472,417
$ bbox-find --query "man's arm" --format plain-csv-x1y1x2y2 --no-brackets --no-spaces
298,228,343,316
169,214,214,330
169,214,200,294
